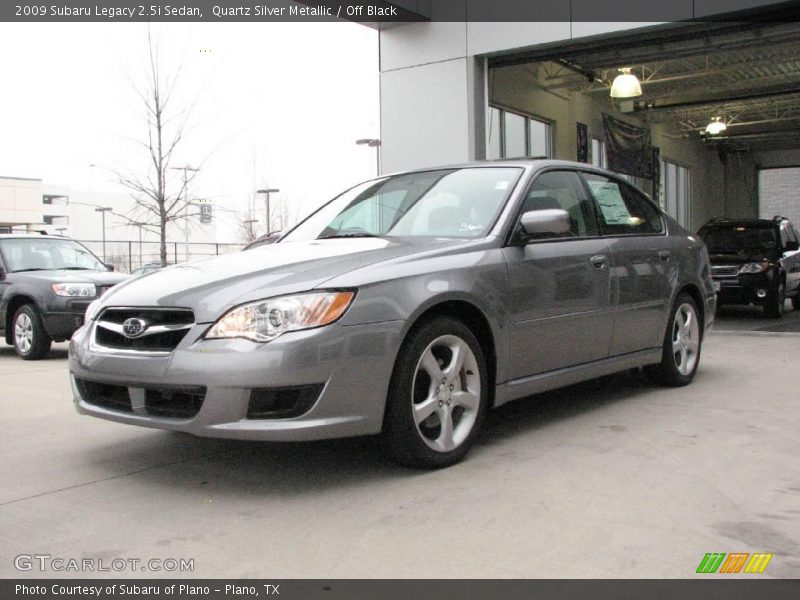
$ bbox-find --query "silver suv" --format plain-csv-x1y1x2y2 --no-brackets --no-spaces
69,160,716,468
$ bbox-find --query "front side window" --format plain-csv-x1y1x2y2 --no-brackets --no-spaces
0,238,107,272
582,173,663,236
515,170,600,240
282,168,523,242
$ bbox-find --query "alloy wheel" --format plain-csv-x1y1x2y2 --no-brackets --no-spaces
671,303,700,376
14,313,33,354
411,334,481,453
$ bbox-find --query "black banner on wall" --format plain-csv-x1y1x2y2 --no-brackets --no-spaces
577,122,589,163
602,113,653,179
651,146,661,202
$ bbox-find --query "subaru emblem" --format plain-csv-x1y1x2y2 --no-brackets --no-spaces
122,318,147,338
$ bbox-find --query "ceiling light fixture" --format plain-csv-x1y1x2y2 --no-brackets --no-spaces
705,116,727,135
609,68,642,99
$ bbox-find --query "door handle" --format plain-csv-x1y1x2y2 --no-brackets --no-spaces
658,250,671,262
590,255,608,270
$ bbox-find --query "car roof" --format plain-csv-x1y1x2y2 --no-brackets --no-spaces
379,158,621,180
0,233,70,239
701,219,779,227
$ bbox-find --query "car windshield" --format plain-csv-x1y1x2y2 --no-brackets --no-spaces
282,167,523,242
0,238,107,272
699,224,777,253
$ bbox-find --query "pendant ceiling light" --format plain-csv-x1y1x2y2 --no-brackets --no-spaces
705,116,727,135
609,68,642,99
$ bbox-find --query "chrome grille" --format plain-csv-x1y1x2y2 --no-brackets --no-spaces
93,308,194,353
711,265,740,278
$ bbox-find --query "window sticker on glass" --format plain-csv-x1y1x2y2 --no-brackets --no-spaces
495,180,510,191
587,180,633,225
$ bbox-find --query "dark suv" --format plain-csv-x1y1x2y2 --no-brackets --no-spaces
0,234,128,359
698,217,800,318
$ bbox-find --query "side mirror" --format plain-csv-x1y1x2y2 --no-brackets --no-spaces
519,209,572,238
104,263,115,272
785,240,799,252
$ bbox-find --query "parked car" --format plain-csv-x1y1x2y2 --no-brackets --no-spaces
698,216,800,317
69,160,715,468
0,234,129,359
131,262,171,277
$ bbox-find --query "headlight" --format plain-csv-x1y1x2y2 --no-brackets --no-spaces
738,262,770,274
204,291,355,342
52,283,97,297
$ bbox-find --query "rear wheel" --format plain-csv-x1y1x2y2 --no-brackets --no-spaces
382,317,488,469
792,293,800,311
644,293,702,387
12,304,52,360
765,280,786,318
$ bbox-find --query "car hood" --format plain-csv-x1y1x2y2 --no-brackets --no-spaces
708,251,778,264
97,237,465,323
12,270,129,286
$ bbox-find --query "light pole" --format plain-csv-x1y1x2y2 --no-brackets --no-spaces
94,207,112,262
256,188,280,235
356,138,381,176
170,165,200,263
131,221,149,267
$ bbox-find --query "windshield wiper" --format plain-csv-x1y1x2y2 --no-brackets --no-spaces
318,232,383,239
12,268,51,273
59,267,95,270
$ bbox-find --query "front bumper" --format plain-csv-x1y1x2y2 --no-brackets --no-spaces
69,319,405,441
42,299,93,340
713,271,776,306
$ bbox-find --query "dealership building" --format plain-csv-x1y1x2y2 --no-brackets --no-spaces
372,1,800,232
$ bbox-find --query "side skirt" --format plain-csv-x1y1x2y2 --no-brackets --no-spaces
494,348,662,407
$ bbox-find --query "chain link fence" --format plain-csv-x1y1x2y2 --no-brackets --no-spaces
78,240,245,273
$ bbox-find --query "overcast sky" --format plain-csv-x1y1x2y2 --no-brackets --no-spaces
0,21,379,239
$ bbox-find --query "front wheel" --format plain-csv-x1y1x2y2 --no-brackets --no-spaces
12,304,52,360
382,317,488,469
644,293,702,387
764,280,785,318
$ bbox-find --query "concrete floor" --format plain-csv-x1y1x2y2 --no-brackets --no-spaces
714,298,800,333
1,333,799,579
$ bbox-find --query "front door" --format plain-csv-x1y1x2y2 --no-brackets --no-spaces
503,170,613,380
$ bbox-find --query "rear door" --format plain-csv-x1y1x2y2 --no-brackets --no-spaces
503,169,614,379
581,173,674,356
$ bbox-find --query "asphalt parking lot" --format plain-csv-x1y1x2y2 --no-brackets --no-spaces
1,328,799,579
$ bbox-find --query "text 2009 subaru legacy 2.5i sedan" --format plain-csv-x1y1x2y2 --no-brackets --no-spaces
70,160,716,468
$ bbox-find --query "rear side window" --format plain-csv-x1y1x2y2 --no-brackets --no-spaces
582,173,664,236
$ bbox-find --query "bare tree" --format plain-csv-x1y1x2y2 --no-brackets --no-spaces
236,211,260,244
115,29,202,266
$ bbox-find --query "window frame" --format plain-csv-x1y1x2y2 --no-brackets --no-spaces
488,104,553,160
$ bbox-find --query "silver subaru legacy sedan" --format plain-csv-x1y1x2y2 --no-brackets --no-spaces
69,160,716,468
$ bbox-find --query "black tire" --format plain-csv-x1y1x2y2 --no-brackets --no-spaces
382,316,489,469
644,293,702,387
792,293,800,311
12,304,52,360
764,280,785,319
